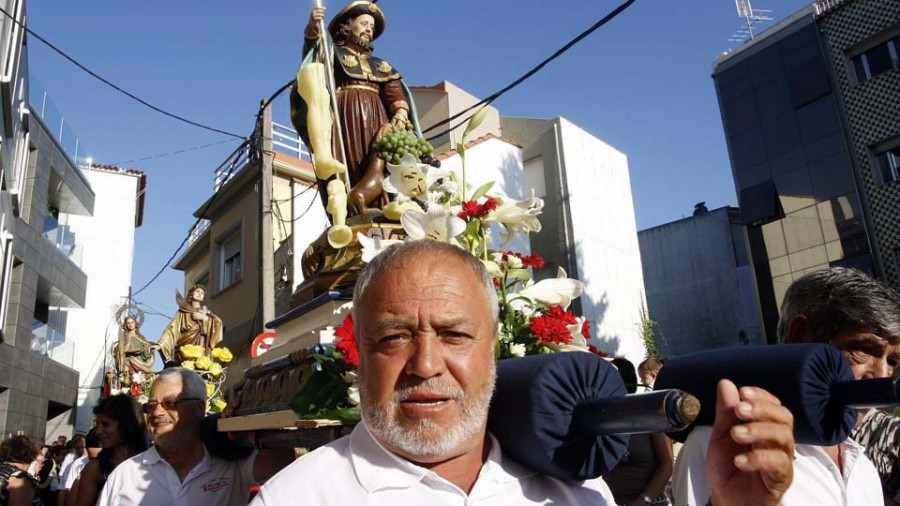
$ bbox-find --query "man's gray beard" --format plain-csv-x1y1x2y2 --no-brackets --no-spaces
359,361,496,460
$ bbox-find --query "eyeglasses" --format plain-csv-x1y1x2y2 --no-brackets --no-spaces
142,398,204,414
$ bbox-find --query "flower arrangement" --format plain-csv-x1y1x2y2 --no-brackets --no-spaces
180,344,233,413
111,371,155,405
289,109,608,422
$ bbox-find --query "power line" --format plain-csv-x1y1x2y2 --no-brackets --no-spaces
110,138,241,166
129,81,297,296
271,182,319,224
422,0,638,142
131,140,252,297
0,5,246,140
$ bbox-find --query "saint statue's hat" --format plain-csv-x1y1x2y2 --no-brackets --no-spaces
328,1,386,42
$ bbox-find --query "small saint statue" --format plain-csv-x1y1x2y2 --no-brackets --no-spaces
157,284,224,366
111,315,157,381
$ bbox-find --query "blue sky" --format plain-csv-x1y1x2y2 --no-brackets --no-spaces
26,0,812,339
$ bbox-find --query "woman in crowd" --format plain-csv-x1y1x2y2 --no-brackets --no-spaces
604,357,674,506
26,446,48,478
0,434,40,506
72,395,148,506
35,446,64,505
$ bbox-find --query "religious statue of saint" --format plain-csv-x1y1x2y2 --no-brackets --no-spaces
157,284,224,365
111,315,157,381
292,1,414,216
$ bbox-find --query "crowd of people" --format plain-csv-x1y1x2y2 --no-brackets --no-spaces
0,240,898,505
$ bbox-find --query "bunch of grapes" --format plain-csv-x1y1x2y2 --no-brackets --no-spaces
372,127,434,165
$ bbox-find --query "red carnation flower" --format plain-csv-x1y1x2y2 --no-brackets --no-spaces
130,383,143,396
547,305,577,325
481,197,498,214
524,254,545,269
529,307,575,346
459,200,480,220
334,313,359,369
588,344,609,358
581,319,591,340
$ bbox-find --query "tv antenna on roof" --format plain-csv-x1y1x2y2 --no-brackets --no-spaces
728,0,773,44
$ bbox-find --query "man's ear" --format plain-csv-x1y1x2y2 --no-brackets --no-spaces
785,315,813,343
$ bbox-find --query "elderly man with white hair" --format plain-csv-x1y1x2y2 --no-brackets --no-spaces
251,240,795,505
97,368,292,506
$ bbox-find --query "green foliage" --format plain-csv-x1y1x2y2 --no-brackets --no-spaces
638,301,664,359
289,354,361,422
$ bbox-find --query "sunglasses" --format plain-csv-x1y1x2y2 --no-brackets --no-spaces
142,397,204,414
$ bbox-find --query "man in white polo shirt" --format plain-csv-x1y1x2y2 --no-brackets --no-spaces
673,267,899,505
251,240,795,505
97,368,292,506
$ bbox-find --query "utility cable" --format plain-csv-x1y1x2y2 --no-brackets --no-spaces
131,140,251,297
0,5,245,140
421,0,638,141
110,138,240,166
128,81,296,297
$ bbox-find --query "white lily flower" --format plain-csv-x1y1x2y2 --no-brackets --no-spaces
510,267,584,311
383,153,427,201
400,207,466,245
509,343,527,357
357,232,404,263
137,394,149,404
131,372,146,384
384,154,452,203
566,316,589,348
485,190,544,243
430,177,459,202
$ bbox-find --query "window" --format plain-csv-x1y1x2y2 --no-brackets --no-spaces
216,226,242,292
850,38,900,83
873,145,900,185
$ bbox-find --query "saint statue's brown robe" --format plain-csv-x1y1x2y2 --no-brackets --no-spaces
298,38,408,191
157,290,224,364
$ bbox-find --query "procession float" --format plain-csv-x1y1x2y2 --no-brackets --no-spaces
216,0,624,448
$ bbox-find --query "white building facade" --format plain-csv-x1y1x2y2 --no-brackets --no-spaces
62,165,144,433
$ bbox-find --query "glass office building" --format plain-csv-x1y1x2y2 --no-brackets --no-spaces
712,5,887,342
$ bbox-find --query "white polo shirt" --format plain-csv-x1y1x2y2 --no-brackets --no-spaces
251,421,615,505
97,445,258,506
672,425,883,505
60,455,87,490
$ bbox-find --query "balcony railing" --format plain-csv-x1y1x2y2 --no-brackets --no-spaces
27,73,92,171
814,0,848,16
272,121,310,162
187,219,211,248
42,214,83,268
31,319,75,369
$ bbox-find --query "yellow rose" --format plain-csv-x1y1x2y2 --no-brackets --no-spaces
206,382,215,398
209,363,223,378
211,347,233,363
195,356,213,371
182,361,195,370
180,345,204,359
207,398,228,413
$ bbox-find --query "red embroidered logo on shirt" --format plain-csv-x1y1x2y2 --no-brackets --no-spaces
202,478,230,493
